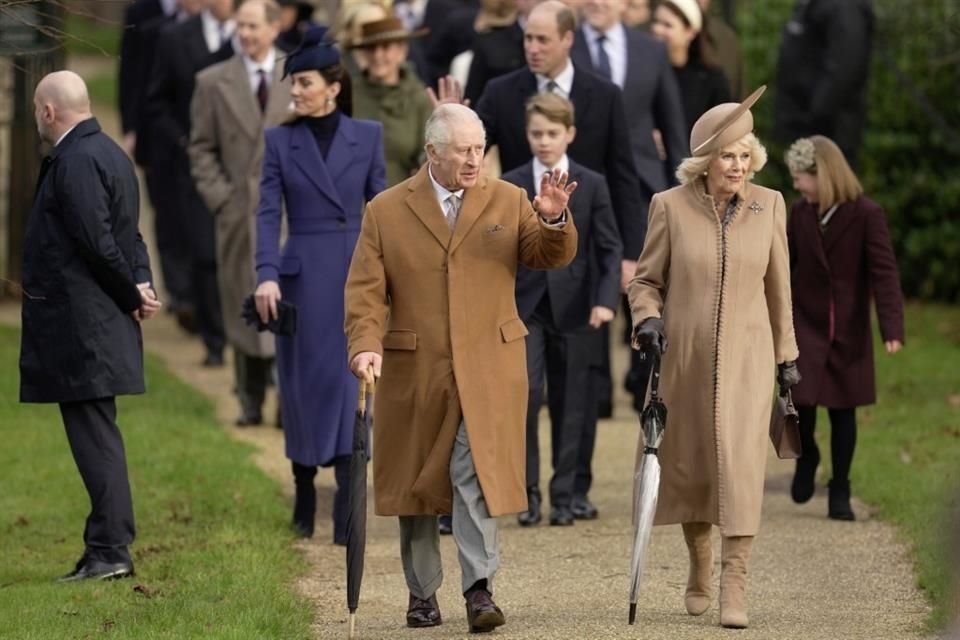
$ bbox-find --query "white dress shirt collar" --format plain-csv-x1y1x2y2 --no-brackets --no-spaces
158,0,178,17
428,165,464,224
243,48,277,92
201,10,235,53
535,59,574,98
581,22,627,88
531,154,570,196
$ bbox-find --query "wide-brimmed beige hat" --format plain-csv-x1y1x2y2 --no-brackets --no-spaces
663,0,702,32
689,85,766,156
348,16,428,48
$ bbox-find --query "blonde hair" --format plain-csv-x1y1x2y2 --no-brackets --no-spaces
785,135,863,214
675,132,768,185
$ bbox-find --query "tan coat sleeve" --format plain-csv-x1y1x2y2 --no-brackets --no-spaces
765,192,799,364
344,201,389,362
516,188,578,270
188,76,232,214
627,193,670,328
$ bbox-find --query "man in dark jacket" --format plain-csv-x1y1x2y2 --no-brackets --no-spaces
22,71,161,582
774,0,874,166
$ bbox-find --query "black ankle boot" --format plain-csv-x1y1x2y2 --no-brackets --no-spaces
791,446,820,504
828,478,855,521
292,462,317,537
517,486,542,527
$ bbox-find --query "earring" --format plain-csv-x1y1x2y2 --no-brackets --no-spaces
325,97,334,107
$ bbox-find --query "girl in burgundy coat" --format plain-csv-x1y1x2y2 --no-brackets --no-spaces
785,135,905,521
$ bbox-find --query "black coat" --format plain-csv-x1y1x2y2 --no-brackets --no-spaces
476,66,645,258
504,160,623,332
20,119,152,403
464,22,524,106
118,0,164,136
673,60,732,140
774,0,874,164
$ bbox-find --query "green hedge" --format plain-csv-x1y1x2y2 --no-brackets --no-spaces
737,0,960,302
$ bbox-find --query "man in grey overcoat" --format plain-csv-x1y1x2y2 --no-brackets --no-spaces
189,0,292,425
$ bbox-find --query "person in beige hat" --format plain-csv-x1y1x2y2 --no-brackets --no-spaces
627,86,801,629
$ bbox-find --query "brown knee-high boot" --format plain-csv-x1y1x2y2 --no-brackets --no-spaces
719,535,753,628
681,522,713,615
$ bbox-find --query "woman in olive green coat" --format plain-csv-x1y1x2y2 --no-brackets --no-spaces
350,17,433,186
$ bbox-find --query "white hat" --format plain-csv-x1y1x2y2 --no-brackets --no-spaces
664,0,703,33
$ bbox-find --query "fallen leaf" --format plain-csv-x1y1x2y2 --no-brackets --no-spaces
133,584,155,598
899,449,912,464
947,394,960,408
14,516,28,527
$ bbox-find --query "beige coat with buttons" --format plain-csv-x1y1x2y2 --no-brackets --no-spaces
628,180,798,536
345,166,578,517
189,53,291,357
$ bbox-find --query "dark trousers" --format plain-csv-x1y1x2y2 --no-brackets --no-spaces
796,405,857,481
144,167,191,305
525,302,596,508
193,259,225,358
59,397,135,564
233,350,273,415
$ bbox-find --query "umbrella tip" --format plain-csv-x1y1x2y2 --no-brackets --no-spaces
628,603,637,625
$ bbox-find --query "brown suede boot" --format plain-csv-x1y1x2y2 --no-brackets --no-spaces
681,522,713,615
719,535,754,629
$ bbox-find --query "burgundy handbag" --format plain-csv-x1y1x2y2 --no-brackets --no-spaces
770,389,802,459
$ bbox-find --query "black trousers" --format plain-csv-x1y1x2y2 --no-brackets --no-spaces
525,303,597,508
59,397,135,564
233,350,273,415
144,167,191,306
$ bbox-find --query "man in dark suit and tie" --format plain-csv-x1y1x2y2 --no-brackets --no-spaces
23,71,161,581
572,0,688,420
476,0,643,519
147,0,236,366
119,0,201,326
503,93,622,527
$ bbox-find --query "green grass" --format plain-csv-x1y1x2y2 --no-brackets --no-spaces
0,326,313,639
818,303,960,630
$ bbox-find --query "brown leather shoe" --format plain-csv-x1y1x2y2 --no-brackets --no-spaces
406,592,442,628
465,588,505,633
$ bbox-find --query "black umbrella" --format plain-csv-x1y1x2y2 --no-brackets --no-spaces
628,349,667,625
347,378,372,638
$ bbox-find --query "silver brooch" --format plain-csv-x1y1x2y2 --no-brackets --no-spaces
749,201,764,214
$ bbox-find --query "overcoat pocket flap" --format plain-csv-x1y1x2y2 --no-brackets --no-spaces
499,318,529,343
279,256,301,276
383,330,417,350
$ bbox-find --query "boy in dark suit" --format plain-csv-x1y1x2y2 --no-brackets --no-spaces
502,93,622,526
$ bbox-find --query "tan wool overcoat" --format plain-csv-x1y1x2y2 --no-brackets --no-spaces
345,167,578,517
628,180,798,536
189,52,291,357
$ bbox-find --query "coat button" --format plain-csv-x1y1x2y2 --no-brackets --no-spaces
337,215,346,227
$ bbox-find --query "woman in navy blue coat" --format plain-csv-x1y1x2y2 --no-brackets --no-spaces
254,27,386,543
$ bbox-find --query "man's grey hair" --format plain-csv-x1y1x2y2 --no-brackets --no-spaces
424,104,486,151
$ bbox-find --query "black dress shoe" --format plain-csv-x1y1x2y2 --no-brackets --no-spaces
58,558,134,583
235,411,263,427
438,514,453,535
407,592,442,628
571,495,598,520
549,506,575,526
202,352,225,368
828,478,856,521
791,445,820,503
464,587,505,633
517,486,542,527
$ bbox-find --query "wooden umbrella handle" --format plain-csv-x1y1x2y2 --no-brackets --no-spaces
357,366,375,415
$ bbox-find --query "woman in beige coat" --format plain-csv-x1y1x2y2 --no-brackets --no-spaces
627,86,800,629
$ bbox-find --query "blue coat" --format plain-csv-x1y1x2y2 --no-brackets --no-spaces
256,116,385,466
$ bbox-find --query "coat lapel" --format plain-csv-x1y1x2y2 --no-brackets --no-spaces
569,65,593,127
217,55,261,140
324,115,359,185
449,175,493,254
265,61,292,126
405,166,451,249
289,121,343,211
822,201,859,255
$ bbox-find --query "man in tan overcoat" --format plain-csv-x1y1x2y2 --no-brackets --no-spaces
345,104,578,633
189,0,291,425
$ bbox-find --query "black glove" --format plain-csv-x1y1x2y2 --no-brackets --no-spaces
241,295,298,336
777,360,801,394
632,317,668,355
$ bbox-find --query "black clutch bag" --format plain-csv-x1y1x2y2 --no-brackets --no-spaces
241,295,297,336
770,389,802,459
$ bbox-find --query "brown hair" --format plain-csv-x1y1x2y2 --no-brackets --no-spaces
660,0,720,68
787,135,864,214
525,92,575,129
553,3,577,37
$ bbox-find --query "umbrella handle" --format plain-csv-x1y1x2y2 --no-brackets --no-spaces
647,349,662,399
357,378,372,416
